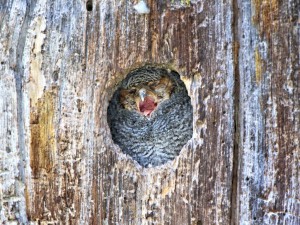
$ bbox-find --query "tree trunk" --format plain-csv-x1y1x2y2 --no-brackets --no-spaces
0,0,299,224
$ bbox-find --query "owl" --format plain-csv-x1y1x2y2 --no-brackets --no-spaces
119,75,173,117
107,67,193,167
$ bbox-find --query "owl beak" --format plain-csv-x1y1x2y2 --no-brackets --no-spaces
139,89,147,102
138,88,157,117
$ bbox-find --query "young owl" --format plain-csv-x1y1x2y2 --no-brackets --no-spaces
119,75,173,117
107,67,193,167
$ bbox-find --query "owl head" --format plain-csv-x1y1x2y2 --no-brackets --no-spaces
119,73,174,117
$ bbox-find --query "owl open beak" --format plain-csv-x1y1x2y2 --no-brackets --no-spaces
139,89,146,102
138,96,157,116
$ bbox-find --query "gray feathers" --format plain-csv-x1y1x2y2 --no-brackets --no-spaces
107,67,193,167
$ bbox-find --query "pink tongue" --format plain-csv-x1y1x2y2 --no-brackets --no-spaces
139,97,157,116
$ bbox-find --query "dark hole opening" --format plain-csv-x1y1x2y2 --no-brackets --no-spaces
86,0,93,11
107,66,193,167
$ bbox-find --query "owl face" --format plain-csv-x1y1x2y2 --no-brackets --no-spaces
119,75,173,117
108,67,193,167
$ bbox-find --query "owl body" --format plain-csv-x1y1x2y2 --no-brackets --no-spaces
107,67,193,167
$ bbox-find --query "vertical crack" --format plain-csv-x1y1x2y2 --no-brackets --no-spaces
230,0,240,224
13,1,36,223
15,0,34,183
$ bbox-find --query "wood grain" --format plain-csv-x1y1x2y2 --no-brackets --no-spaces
0,0,298,224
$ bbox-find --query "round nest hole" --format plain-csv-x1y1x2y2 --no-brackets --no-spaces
107,66,193,167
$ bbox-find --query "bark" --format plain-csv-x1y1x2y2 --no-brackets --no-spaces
0,0,298,224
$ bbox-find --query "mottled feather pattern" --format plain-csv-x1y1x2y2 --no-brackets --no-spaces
123,67,163,88
107,67,193,167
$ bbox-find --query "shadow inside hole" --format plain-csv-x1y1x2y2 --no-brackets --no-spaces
107,66,193,167
86,0,93,11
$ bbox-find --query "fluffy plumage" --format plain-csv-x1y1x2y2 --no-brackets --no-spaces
107,67,193,167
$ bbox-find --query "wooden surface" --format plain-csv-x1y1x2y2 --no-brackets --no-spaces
235,0,300,224
0,0,298,224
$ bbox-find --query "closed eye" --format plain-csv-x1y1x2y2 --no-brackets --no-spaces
128,89,136,94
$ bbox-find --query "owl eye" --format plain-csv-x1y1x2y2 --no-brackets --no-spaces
128,89,136,94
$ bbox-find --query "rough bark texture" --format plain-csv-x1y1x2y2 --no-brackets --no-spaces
0,0,298,225
235,0,300,224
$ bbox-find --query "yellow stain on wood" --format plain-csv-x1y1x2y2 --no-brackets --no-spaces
161,179,175,198
252,0,261,25
252,0,279,39
30,89,57,178
181,76,192,96
255,47,262,84
29,17,46,106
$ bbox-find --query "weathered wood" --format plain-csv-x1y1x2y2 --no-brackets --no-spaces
0,0,298,224
235,0,300,224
